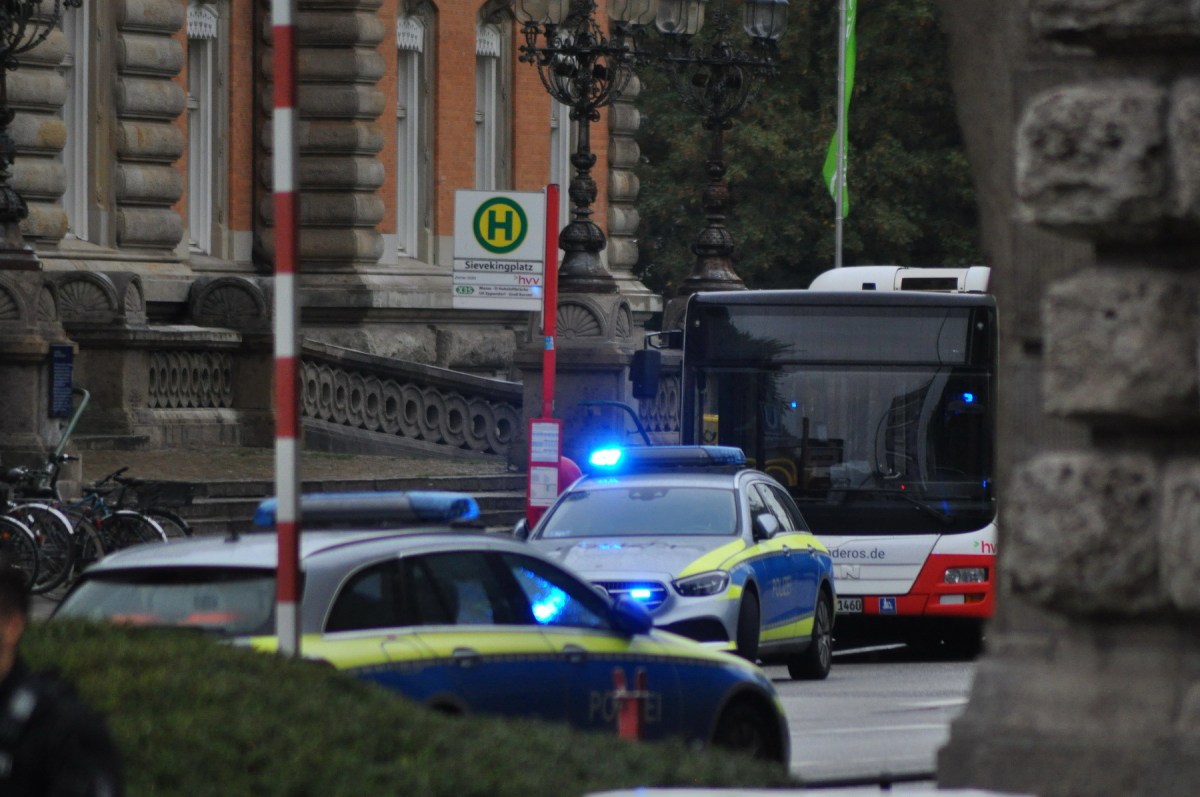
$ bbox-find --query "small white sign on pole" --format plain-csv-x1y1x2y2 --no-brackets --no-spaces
453,190,547,311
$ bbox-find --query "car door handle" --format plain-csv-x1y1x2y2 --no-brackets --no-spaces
562,644,588,664
451,647,481,668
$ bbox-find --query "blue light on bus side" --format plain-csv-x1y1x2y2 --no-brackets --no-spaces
961,392,976,404
589,448,623,468
789,401,798,409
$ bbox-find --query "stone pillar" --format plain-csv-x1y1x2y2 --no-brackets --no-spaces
513,293,637,468
256,0,386,275
114,0,187,252
937,2,1200,795
0,272,73,469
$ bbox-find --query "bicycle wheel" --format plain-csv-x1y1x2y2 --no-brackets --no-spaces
6,502,75,594
0,515,39,588
104,510,168,549
144,507,191,538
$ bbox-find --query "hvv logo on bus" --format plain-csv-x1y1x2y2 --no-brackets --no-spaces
452,190,546,312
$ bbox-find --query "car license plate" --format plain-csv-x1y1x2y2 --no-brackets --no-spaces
836,597,863,614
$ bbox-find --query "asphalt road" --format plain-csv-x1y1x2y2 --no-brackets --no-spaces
766,646,976,785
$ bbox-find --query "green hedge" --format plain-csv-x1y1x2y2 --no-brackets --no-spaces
23,622,800,797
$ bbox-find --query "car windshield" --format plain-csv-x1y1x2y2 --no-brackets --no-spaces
536,486,738,538
56,568,277,636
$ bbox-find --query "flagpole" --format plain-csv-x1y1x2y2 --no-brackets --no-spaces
834,0,846,269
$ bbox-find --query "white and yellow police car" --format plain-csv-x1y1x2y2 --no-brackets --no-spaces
54,491,790,764
519,446,836,680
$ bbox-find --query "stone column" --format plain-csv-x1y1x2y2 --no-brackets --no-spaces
938,2,1200,795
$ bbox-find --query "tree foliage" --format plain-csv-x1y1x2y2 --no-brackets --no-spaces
633,0,982,297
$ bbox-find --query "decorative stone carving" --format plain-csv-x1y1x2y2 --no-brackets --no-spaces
189,276,270,333
148,350,234,409
56,274,118,324
557,301,604,339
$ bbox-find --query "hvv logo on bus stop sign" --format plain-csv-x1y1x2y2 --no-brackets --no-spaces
453,190,546,312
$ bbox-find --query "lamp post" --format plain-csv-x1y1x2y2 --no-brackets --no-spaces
0,0,83,270
652,0,786,312
514,0,656,293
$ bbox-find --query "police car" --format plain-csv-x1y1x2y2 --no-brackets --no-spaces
518,446,836,680
53,491,790,764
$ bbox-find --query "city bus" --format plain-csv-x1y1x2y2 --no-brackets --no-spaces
674,267,996,655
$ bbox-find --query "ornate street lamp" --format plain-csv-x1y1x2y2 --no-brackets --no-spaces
514,0,656,293
652,0,786,303
0,0,83,270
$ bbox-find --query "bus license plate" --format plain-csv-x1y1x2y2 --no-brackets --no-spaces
836,597,863,614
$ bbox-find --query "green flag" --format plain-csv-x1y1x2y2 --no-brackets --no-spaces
823,0,857,216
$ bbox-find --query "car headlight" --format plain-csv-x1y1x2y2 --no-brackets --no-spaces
673,571,730,597
944,567,987,584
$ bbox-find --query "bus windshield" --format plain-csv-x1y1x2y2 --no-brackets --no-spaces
684,297,996,535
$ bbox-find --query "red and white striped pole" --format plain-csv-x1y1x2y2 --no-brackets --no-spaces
271,0,301,658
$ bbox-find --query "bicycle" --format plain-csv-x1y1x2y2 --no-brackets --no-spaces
68,467,170,555
0,510,40,588
1,458,84,595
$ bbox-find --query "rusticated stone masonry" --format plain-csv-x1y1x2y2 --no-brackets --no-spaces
938,1,1200,795
115,0,187,251
256,0,386,270
9,21,69,242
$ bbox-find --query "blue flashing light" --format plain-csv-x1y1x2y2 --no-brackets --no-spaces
961,392,976,404
629,588,653,601
589,448,624,468
253,490,480,528
789,401,798,409
532,589,568,623
583,445,747,475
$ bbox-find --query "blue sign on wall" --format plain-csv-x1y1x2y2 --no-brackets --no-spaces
49,344,74,418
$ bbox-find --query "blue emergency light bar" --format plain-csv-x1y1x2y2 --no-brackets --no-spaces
253,491,481,529
585,445,747,473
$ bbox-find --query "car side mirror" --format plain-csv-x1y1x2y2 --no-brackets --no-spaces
753,512,780,541
512,518,530,541
611,596,654,636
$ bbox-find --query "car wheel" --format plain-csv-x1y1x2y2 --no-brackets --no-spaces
735,591,760,662
788,589,833,680
712,699,783,763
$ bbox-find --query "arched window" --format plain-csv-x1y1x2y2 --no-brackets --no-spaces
397,14,432,261
187,3,221,255
475,19,511,190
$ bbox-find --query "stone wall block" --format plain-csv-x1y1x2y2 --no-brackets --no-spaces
1158,459,1200,611
260,193,385,227
23,205,68,242
295,85,386,120
117,207,184,249
608,169,640,204
1017,81,1168,241
435,327,518,371
608,140,642,178
22,28,66,67
294,12,386,47
608,205,640,237
7,70,66,111
608,103,641,138
116,121,185,162
12,161,65,200
1043,266,1199,424
296,49,386,83
1168,78,1200,226
1029,0,1200,49
117,0,186,33
115,77,187,121
10,115,66,154
278,120,383,154
259,155,385,191
116,32,185,76
257,228,384,264
115,164,183,205
1005,452,1165,615
607,237,639,271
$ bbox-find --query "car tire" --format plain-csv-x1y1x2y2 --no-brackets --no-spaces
735,591,761,662
788,589,833,680
711,699,783,763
